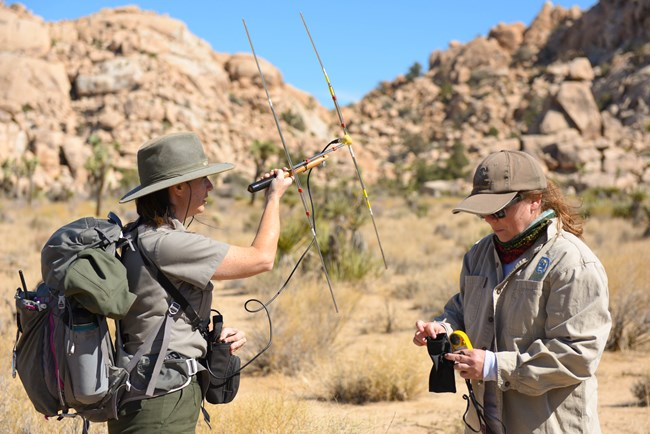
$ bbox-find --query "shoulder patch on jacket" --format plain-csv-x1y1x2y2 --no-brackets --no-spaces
530,256,550,281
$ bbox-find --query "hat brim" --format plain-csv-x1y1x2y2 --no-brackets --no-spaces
119,162,234,203
452,191,518,216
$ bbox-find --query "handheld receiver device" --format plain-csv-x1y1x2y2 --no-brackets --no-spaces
450,330,473,351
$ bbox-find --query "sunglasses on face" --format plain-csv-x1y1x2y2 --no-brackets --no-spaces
481,194,522,220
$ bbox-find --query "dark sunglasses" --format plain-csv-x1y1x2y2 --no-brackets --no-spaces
481,194,522,220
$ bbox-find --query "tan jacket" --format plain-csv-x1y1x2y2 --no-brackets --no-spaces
437,219,610,434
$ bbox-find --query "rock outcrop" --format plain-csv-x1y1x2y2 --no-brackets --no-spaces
346,0,650,193
0,0,648,200
0,3,334,199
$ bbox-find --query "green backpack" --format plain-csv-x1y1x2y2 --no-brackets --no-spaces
13,213,137,429
13,212,235,432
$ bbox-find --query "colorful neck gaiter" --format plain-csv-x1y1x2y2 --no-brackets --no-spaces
493,210,556,264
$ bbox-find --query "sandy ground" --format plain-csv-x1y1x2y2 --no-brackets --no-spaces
221,288,650,434
2,200,648,433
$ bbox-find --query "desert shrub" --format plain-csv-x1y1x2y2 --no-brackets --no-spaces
446,142,470,178
0,159,17,196
276,211,310,258
280,109,306,132
381,297,397,333
606,288,650,351
0,154,41,201
405,61,423,81
581,186,620,199
116,166,139,197
316,183,370,231
208,395,310,433
321,347,423,404
203,394,361,434
407,141,469,192
486,126,499,137
246,280,359,375
597,91,614,111
631,373,650,407
391,278,423,300
518,94,545,130
579,187,650,221
512,45,536,66
438,80,454,103
415,264,462,317
315,184,380,281
229,170,257,193
228,93,243,106
327,241,378,281
358,295,399,335
402,133,431,157
275,214,378,283
468,69,495,87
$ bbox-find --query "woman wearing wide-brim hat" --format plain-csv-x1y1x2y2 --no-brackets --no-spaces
109,131,293,433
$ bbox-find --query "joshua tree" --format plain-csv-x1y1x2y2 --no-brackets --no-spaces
22,154,38,204
85,134,115,217
250,139,280,204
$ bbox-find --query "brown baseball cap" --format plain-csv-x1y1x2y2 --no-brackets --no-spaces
453,150,547,215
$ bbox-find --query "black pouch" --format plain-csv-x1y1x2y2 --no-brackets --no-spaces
203,312,240,404
426,333,456,393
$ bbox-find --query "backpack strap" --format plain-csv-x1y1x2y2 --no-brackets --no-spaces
124,221,205,332
136,241,206,332
120,301,178,396
130,235,208,396
115,309,173,398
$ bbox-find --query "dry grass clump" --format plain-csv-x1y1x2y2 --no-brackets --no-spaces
200,394,360,434
317,344,428,405
588,218,650,351
631,372,650,407
606,287,650,351
243,279,360,375
389,261,462,317
326,240,381,282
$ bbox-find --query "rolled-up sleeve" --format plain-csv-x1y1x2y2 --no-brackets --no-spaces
154,231,230,290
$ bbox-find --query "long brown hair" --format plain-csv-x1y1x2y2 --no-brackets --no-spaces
526,179,584,238
135,188,174,228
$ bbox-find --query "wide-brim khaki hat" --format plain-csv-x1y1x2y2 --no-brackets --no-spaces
453,150,546,215
120,132,234,203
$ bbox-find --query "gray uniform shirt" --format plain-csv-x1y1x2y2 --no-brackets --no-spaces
121,219,229,359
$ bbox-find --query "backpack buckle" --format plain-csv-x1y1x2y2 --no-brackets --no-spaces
168,302,180,316
186,358,198,376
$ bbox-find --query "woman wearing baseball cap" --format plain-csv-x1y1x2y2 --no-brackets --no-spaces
109,131,293,433
413,150,611,433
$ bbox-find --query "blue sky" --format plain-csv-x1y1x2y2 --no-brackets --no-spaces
16,1,598,108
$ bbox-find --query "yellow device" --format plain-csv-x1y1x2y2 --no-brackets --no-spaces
450,330,473,351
